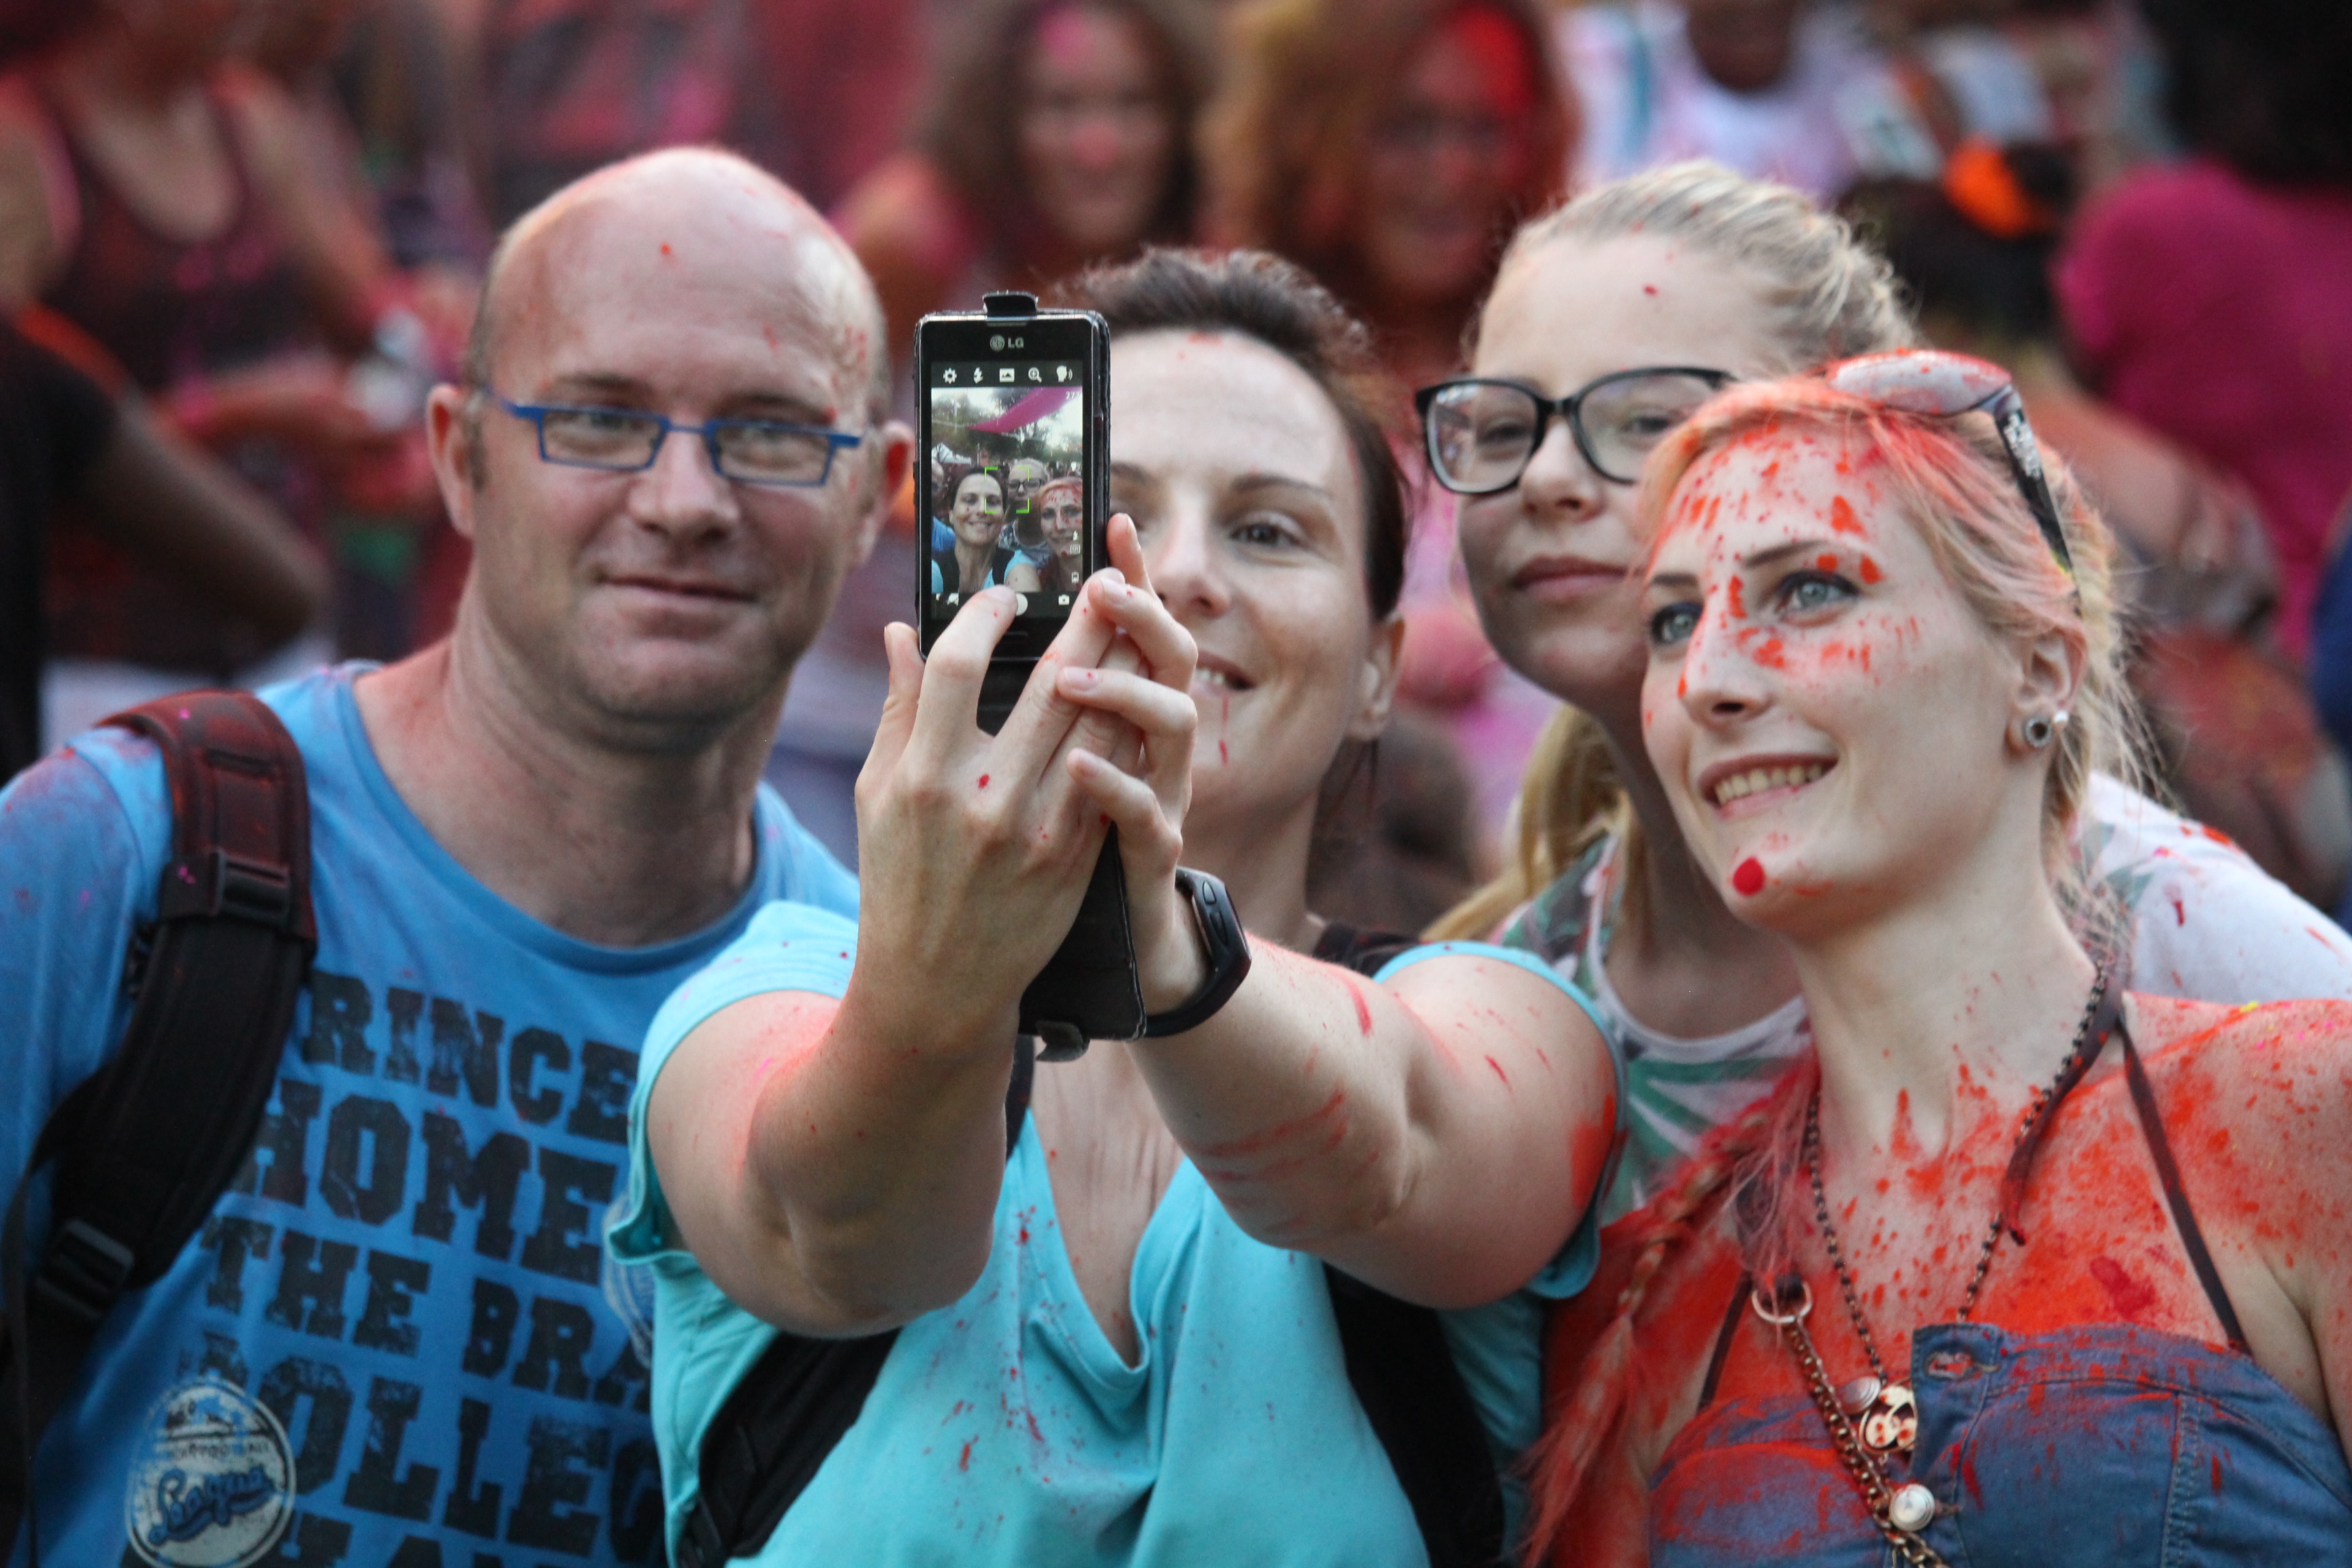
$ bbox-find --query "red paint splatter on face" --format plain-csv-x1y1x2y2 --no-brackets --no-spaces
1348,981,1373,1035
1732,858,1765,896
1751,636,1786,670
1727,575,1747,619
1486,1055,1510,1086
1859,557,1882,585
977,774,990,789
1816,554,1839,572
660,242,673,257
1644,284,1659,295
1829,495,1863,536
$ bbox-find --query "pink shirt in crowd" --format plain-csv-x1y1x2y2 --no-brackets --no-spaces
2057,157,2352,657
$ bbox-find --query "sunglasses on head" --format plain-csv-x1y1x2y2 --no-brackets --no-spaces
1818,350,2074,576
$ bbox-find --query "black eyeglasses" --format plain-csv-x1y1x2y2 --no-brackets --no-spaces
490,393,864,487
1818,351,2072,575
1416,367,1734,494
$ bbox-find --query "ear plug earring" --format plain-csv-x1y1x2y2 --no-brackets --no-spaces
2021,714,2056,749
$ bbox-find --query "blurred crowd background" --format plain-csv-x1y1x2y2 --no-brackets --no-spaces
4,0,2349,932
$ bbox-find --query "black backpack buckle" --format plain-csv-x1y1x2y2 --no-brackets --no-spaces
210,849,295,926
31,1220,135,1328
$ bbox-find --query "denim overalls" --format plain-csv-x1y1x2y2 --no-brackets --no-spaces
1647,1026,2352,1565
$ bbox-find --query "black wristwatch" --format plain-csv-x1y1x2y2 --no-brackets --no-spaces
1141,868,1252,1038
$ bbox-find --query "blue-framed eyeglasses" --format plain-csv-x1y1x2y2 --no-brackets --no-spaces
489,393,863,487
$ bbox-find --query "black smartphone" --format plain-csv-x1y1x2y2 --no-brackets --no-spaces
914,291,1138,1056
916,291,1110,730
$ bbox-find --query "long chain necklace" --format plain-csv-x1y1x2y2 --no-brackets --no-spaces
1757,967,2111,1565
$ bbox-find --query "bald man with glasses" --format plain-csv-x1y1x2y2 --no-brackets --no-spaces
0,148,911,1567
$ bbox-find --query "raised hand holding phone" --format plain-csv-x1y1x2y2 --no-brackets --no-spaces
914,291,1160,1053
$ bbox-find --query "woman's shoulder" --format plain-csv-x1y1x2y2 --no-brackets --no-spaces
2086,775,2352,1007
2125,992,2352,1137
1499,834,1616,966
0,73,74,305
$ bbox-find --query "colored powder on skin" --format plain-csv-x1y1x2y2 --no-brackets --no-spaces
1732,858,1765,896
2089,1254,2158,1318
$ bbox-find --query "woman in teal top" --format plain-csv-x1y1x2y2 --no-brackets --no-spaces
612,250,1620,1565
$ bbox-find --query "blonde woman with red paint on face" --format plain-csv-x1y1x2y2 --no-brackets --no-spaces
1426,163,2352,1228
1526,367,2352,1568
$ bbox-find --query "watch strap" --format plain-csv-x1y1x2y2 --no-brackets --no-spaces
1142,868,1252,1038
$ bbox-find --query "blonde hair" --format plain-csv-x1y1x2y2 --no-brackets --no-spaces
1521,376,2148,1557
1429,163,1916,941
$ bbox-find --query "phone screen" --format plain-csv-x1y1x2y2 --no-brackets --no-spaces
924,356,1091,622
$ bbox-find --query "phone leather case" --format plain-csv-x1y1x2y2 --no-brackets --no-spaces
978,664,1145,1056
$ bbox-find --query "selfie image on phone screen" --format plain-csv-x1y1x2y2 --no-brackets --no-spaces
926,359,1090,619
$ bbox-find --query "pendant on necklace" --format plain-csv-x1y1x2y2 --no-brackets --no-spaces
1836,1375,1881,1417
1887,1482,1938,1533
1858,1382,1918,1454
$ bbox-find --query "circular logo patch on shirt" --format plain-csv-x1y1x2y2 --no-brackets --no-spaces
122,1377,295,1568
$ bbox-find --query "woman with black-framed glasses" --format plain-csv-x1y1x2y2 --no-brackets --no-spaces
1421,165,2352,1256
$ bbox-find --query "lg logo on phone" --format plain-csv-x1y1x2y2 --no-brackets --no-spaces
990,334,1025,350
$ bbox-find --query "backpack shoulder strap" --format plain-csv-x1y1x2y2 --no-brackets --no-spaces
677,1034,1036,1568
1321,1264,1507,1567
0,689,314,1561
1312,923,1507,1567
